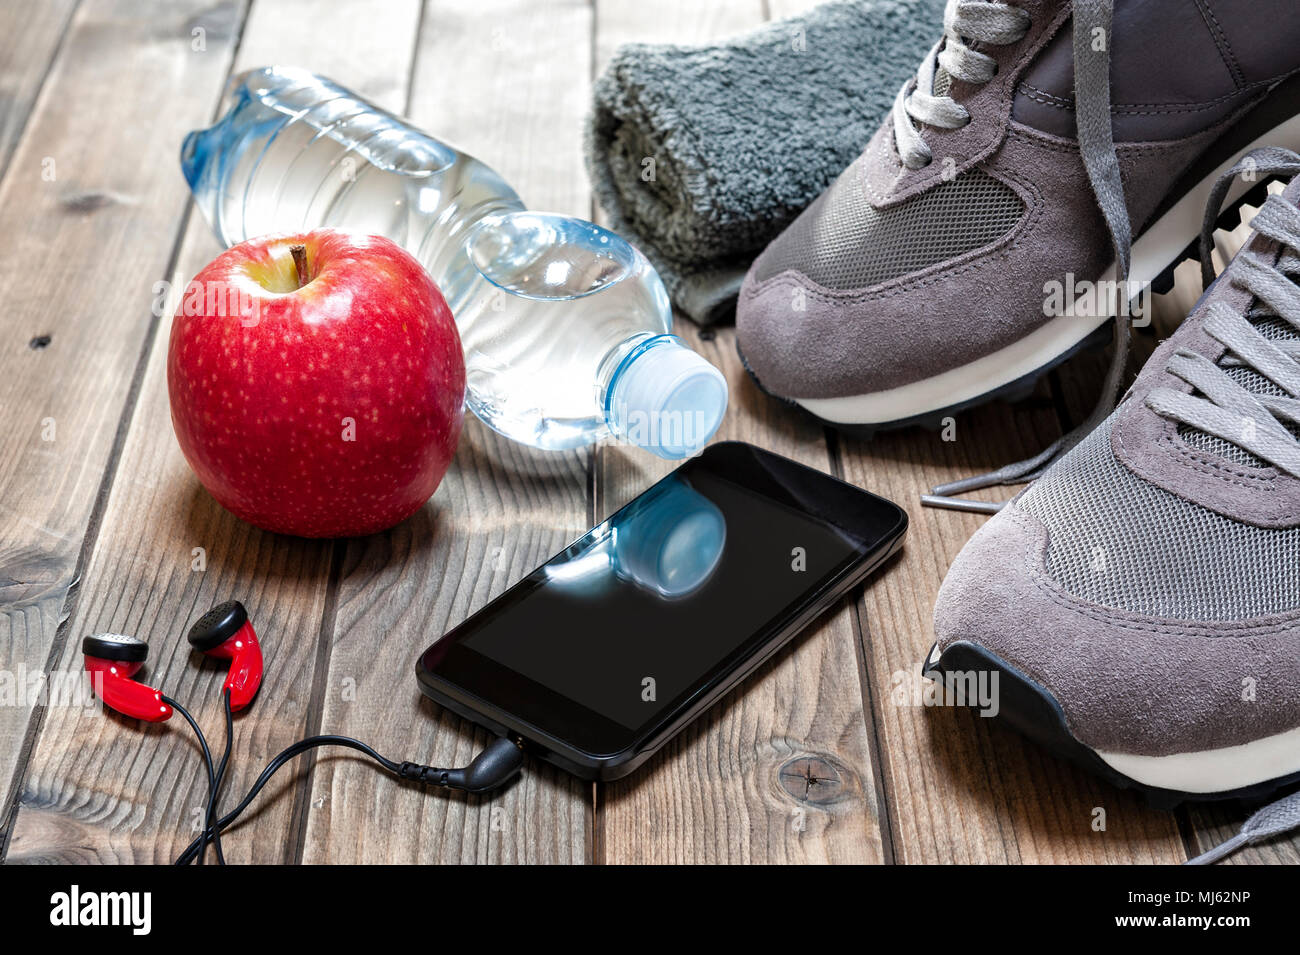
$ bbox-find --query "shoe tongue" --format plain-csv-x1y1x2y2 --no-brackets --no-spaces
1180,186,1300,466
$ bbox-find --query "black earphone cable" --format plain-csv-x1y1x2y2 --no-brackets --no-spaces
159,695,221,866
173,734,524,865
176,735,405,865
200,689,234,866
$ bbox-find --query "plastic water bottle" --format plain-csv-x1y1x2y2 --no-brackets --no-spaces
180,66,727,458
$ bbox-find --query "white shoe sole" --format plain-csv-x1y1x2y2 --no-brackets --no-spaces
798,111,1300,426
1097,725,1300,795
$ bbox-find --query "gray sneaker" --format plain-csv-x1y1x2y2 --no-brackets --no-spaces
928,151,1300,827
737,0,1300,448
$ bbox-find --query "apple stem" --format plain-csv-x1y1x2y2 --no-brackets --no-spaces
290,244,310,289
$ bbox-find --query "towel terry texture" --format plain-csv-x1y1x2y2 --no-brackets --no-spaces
585,0,945,325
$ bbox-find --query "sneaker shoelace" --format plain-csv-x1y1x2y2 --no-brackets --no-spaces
1148,151,1300,477
912,0,1137,513
1186,789,1300,865
890,1,1031,170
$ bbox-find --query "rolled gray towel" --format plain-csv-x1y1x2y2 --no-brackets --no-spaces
586,0,945,325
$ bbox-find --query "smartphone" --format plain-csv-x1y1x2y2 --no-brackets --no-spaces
416,441,907,782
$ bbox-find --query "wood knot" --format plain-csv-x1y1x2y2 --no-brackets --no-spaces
776,754,851,806
60,191,123,215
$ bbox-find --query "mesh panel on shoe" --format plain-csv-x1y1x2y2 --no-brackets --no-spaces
1018,416,1300,621
753,160,1024,290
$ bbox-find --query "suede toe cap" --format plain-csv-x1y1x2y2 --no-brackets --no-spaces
933,503,1300,758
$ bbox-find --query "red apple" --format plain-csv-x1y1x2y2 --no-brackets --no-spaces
167,229,465,537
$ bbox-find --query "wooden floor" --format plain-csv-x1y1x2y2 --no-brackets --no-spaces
0,0,1292,865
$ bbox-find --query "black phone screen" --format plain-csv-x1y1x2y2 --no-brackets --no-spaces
419,443,905,759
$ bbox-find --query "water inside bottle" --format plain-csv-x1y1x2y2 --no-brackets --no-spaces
183,68,524,282
456,212,672,451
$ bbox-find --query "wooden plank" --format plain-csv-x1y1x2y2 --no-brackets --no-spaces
592,0,886,865
767,0,834,17
418,0,593,215
0,0,250,847
5,0,424,863
594,0,763,65
0,0,80,176
298,0,596,864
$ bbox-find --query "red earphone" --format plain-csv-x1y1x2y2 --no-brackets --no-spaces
82,632,173,723
183,600,263,711
82,600,263,719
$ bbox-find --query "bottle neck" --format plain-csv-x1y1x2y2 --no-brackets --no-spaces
599,334,728,459
596,332,661,413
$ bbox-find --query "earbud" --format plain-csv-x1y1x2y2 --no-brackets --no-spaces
187,600,262,711
82,633,173,722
